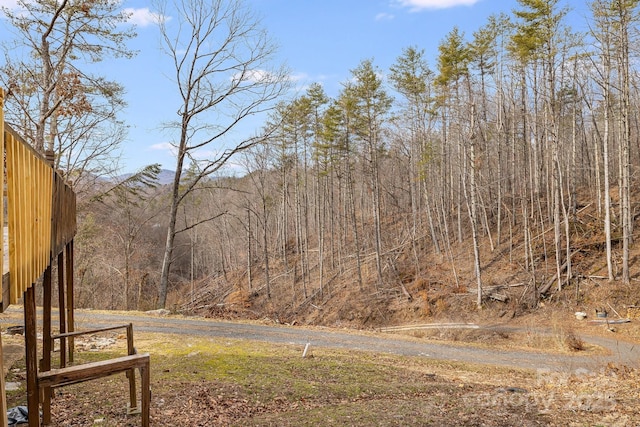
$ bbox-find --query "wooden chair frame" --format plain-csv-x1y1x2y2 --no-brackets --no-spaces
38,323,149,425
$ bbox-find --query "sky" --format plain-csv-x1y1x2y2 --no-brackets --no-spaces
0,0,594,174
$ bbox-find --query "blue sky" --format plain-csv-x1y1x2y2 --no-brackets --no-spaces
0,0,593,173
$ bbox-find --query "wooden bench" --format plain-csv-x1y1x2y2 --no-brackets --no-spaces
38,324,150,426
37,353,150,427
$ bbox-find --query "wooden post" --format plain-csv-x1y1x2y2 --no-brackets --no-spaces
0,331,7,427
126,324,138,413
57,252,66,368
65,241,74,362
140,363,150,427
41,150,54,424
0,87,9,427
41,266,52,424
25,286,40,427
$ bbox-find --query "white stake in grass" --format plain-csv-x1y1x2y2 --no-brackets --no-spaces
302,342,311,358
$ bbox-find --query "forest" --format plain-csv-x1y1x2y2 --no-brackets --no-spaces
2,0,640,326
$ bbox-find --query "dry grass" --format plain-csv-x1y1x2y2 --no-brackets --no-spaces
3,331,639,426
389,324,603,356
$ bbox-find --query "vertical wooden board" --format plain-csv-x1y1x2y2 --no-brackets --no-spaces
45,168,53,260
30,150,36,284
16,138,24,296
28,151,36,284
22,143,30,289
72,190,77,235
39,162,46,270
36,160,45,272
68,188,76,238
14,139,23,291
6,134,14,301
32,155,39,281
51,175,59,255
0,89,4,305
40,162,50,269
18,140,27,293
6,134,20,303
0,87,9,427
31,155,38,276
66,240,75,362
11,136,21,299
25,154,52,282
33,157,40,274
17,140,27,296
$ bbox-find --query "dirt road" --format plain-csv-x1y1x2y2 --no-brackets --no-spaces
1,306,637,373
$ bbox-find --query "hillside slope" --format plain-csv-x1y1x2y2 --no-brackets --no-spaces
176,185,640,333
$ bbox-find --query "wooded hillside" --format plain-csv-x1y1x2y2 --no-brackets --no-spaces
5,1,640,326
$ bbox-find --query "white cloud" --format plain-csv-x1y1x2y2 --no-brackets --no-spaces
0,4,168,25
123,8,168,27
244,69,269,83
395,0,479,11
375,12,395,21
191,149,217,161
150,142,178,156
289,72,310,82
234,69,285,84
149,143,227,165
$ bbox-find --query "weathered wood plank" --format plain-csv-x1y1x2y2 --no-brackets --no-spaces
37,353,150,388
51,324,132,341
24,287,39,427
57,252,67,368
0,87,8,427
66,241,75,362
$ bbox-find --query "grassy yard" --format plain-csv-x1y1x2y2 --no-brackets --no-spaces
3,331,637,426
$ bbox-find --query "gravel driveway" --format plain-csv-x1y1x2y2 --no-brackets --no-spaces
1,306,637,373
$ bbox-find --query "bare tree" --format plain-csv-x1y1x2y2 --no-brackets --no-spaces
243,141,278,298
91,165,163,309
589,0,621,282
155,0,289,308
611,0,638,284
0,0,135,182
349,59,393,289
389,46,438,274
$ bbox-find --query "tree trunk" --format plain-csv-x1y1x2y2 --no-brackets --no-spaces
262,195,271,298
157,159,189,308
247,206,253,290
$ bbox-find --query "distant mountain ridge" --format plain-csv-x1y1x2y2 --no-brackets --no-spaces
115,169,228,186
156,169,176,185
116,169,176,186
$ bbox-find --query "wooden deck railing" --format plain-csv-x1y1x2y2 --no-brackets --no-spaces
2,121,76,306
0,85,6,427
1,88,78,426
5,128,53,303
51,173,77,259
